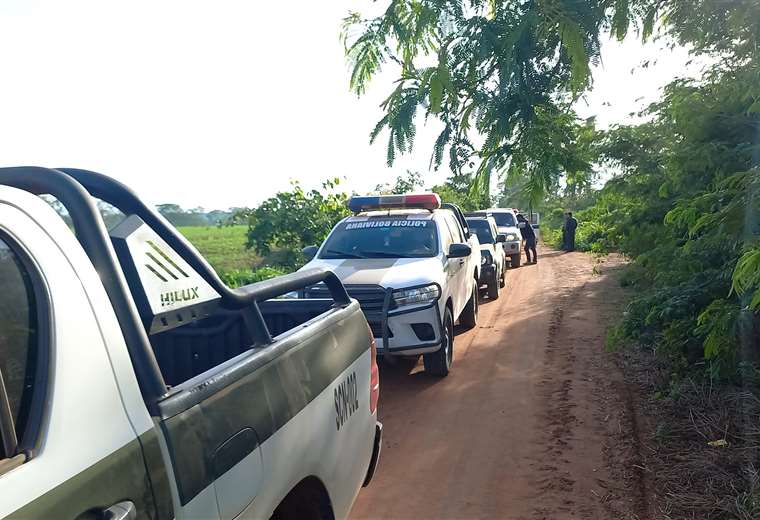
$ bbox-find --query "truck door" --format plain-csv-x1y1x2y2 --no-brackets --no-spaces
0,197,159,519
442,213,469,316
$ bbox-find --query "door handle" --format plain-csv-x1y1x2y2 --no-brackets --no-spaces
102,501,136,520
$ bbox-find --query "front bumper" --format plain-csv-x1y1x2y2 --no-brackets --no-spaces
503,240,521,255
367,284,444,356
363,422,383,487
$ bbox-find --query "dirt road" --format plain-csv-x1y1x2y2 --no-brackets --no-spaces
351,249,644,520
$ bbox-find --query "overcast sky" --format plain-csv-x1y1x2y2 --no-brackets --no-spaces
0,1,696,210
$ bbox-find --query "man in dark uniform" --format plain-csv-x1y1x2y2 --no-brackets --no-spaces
517,213,537,264
563,212,578,251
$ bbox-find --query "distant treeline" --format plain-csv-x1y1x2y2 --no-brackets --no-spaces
155,204,247,227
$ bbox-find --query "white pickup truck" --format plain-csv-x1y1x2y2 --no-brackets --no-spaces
300,194,480,377
0,167,381,520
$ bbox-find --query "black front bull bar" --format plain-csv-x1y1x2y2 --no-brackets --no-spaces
378,282,444,352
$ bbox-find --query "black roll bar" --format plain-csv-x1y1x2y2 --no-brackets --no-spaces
0,167,352,412
58,169,350,309
0,166,167,410
237,268,349,305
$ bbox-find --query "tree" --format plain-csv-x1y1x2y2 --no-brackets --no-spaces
245,179,350,267
156,203,183,215
342,0,613,202
374,169,425,194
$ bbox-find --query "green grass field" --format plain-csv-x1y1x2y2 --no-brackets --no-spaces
178,225,260,273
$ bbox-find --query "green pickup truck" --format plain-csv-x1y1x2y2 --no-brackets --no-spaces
0,167,381,520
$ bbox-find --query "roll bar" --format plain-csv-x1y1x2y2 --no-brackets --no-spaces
0,167,351,411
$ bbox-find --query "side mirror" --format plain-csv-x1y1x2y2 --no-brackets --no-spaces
448,243,471,258
496,234,507,243
302,245,319,261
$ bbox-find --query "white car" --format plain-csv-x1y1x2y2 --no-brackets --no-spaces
301,194,480,377
466,215,507,299
0,167,381,520
470,208,523,267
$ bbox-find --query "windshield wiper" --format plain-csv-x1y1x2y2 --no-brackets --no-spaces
322,249,366,259
358,250,415,258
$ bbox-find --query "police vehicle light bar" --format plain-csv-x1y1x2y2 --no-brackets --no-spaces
348,193,441,213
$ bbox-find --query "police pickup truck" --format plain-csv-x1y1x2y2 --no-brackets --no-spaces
0,167,381,520
465,215,506,300
300,194,480,377
469,208,523,267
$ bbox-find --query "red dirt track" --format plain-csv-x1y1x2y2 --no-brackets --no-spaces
351,250,644,520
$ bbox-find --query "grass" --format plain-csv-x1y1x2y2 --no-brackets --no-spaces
178,225,260,273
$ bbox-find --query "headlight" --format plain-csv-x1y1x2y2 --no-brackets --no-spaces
480,251,492,265
393,284,440,306
506,233,517,241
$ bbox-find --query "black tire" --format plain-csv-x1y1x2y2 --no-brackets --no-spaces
499,263,506,287
424,307,454,376
459,285,479,329
487,269,500,299
510,253,521,268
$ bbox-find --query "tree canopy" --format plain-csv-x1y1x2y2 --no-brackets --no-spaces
341,0,624,202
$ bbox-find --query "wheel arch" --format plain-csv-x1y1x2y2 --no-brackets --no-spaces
271,476,335,520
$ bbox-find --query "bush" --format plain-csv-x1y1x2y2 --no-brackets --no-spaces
218,266,289,288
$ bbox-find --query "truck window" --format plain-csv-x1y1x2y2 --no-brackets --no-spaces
320,218,438,259
443,213,465,243
467,220,494,244
492,212,516,227
0,236,44,461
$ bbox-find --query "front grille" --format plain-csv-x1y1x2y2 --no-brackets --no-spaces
305,283,395,327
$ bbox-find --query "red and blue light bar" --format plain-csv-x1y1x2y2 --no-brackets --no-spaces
348,193,442,213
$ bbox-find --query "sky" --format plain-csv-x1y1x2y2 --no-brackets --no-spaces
0,1,697,210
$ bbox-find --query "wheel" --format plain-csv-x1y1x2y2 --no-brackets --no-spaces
499,264,506,287
510,253,521,268
459,284,479,329
487,268,500,299
424,307,454,376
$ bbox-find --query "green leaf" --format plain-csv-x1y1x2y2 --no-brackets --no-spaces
429,73,443,114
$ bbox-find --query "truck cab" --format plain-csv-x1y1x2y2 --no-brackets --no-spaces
469,208,523,267
465,215,507,299
0,167,381,520
301,194,480,377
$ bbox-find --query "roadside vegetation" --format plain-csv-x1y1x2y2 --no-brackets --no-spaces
340,1,759,516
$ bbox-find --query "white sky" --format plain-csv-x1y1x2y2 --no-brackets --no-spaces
0,1,697,210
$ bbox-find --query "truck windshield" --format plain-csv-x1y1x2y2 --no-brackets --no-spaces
466,220,494,244
492,213,516,227
320,218,438,259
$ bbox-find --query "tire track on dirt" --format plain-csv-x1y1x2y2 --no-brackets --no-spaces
351,250,644,520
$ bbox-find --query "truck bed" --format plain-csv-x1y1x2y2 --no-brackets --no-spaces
151,299,335,386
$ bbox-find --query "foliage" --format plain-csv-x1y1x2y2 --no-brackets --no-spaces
218,266,289,288
571,60,760,377
431,171,483,210
157,203,236,227
342,0,622,203
374,169,425,194
243,179,350,268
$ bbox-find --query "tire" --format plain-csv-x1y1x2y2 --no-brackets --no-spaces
424,307,454,376
499,263,506,287
459,285,479,329
487,268,500,299
510,253,521,268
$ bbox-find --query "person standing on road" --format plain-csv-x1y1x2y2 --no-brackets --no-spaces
563,212,578,252
517,213,537,264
